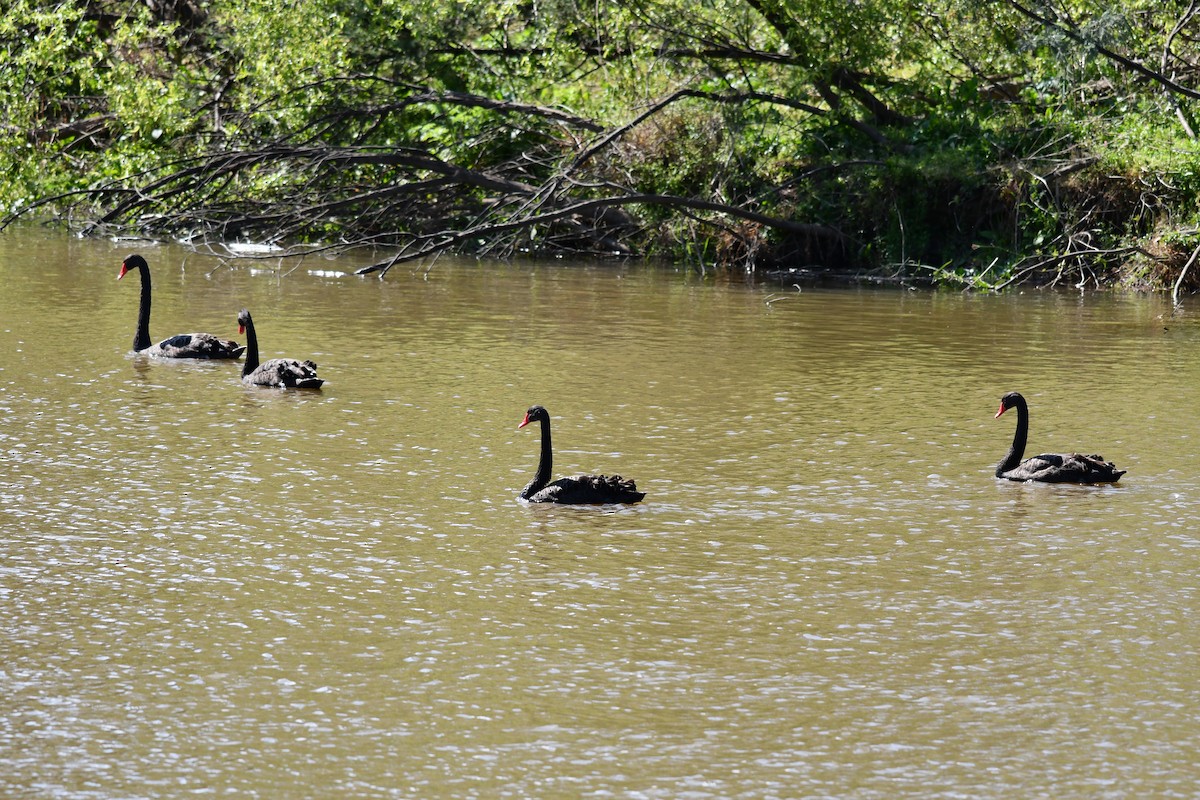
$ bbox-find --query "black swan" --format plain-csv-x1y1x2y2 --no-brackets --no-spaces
118,254,245,359
236,308,324,389
994,391,1125,483
518,405,646,504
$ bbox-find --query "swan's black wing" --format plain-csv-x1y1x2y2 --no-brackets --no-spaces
243,358,324,389
148,332,245,359
999,452,1125,484
526,474,645,504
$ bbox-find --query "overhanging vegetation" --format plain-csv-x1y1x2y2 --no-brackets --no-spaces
3,0,1200,288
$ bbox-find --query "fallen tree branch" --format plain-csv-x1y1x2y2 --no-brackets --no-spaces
2,81,863,275
565,87,825,177
1172,241,1200,306
1005,0,1200,100
991,244,1153,290
355,191,848,276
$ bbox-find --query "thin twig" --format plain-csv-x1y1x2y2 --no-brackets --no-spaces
1172,241,1200,306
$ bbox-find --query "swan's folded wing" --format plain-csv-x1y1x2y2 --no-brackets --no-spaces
244,357,324,388
528,474,645,504
1002,452,1124,483
153,332,245,359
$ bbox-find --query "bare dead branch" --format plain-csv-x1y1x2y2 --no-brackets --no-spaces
355,191,848,276
1005,0,1200,100
1162,0,1200,137
3,80,866,276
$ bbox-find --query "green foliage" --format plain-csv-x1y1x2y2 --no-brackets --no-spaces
0,1,202,208
211,0,349,114
3,0,1200,285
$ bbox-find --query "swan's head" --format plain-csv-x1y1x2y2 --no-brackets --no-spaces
117,254,148,281
237,308,253,335
995,391,1025,418
519,405,549,429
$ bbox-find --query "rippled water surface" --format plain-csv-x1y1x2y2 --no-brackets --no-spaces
4,228,1200,798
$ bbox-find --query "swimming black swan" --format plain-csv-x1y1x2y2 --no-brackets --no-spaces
994,391,1125,483
518,405,645,504
236,308,324,389
118,254,245,359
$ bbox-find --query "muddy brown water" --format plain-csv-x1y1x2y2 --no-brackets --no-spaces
3,228,1200,797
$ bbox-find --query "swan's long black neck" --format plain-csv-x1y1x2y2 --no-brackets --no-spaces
131,263,152,352
240,320,260,376
521,415,553,499
997,398,1029,477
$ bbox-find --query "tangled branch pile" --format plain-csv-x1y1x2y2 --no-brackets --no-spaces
58,84,851,276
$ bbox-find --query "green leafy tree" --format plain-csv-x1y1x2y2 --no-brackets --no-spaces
3,0,1200,286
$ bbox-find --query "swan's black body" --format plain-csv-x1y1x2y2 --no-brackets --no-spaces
518,405,645,504
237,308,324,389
118,255,244,359
994,392,1125,483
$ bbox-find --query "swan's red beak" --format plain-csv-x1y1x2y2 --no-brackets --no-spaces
994,403,1007,419
117,263,130,281
518,412,531,429
238,324,246,335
